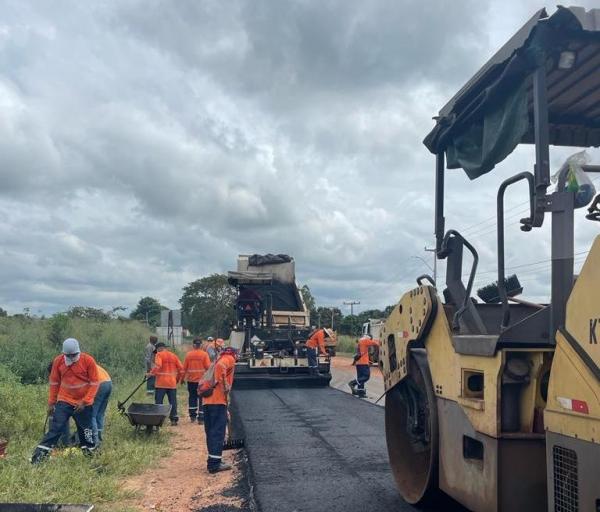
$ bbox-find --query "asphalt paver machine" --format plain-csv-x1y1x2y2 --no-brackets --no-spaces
379,6,600,511
228,254,331,388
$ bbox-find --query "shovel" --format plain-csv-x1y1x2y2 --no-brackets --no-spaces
223,409,244,450
117,376,148,413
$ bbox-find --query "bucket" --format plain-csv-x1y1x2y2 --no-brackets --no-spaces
0,438,7,458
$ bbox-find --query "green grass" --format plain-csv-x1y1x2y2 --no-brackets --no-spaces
336,334,358,355
0,317,177,510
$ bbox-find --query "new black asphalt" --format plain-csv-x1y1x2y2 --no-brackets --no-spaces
230,386,418,512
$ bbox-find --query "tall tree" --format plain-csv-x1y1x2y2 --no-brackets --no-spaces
179,274,236,337
0,307,7,317
315,306,343,330
130,297,165,327
299,285,316,312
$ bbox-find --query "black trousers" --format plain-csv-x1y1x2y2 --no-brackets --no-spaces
155,388,178,421
187,381,203,419
37,401,95,451
203,404,227,470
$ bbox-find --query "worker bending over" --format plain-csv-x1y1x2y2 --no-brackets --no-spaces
91,364,112,445
349,336,380,398
203,346,238,473
305,328,330,375
182,338,211,423
31,338,99,464
148,342,183,426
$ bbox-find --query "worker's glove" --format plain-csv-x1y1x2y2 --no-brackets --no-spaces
73,401,86,413
47,405,55,416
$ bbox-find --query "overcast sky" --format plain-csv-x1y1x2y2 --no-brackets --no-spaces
1,0,599,316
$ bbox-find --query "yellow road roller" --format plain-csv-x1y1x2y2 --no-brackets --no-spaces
380,6,600,511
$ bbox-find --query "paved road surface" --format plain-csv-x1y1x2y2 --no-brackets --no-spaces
231,386,415,512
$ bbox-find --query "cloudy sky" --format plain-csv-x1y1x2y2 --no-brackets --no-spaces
1,0,599,316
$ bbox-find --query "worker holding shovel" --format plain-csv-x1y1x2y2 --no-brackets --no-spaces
30,338,99,464
148,342,183,426
349,336,380,398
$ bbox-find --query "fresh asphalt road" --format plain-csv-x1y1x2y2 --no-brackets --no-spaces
231,386,418,512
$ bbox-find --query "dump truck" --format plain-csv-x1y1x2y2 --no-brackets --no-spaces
379,6,600,512
228,254,332,388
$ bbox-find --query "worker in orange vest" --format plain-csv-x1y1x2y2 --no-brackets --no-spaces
349,335,380,398
91,364,112,445
182,338,211,423
203,346,238,473
148,342,183,426
30,338,99,464
305,328,330,375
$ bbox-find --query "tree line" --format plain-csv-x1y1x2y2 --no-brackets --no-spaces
0,273,393,338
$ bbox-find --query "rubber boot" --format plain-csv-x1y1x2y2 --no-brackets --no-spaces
348,380,358,395
209,462,232,474
30,447,51,464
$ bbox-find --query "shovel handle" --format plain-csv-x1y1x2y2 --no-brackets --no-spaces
118,376,148,411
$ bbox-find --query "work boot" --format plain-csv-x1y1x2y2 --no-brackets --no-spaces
357,389,367,398
30,446,51,464
190,416,196,423
348,380,357,392
197,416,204,425
208,462,232,474
170,419,178,426
81,446,96,457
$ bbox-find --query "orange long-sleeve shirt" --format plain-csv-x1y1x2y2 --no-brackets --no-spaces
182,348,211,383
356,338,380,365
306,329,327,354
203,354,236,406
48,353,100,407
150,350,184,389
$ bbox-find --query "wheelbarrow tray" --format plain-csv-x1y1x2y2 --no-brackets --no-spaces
125,403,171,427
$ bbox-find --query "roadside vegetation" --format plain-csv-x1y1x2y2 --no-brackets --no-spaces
336,334,358,355
0,315,172,511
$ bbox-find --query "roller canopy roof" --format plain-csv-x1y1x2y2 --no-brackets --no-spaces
423,6,600,179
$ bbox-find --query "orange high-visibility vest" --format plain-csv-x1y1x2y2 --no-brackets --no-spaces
182,348,211,383
48,353,100,407
356,338,380,365
151,350,183,389
203,354,236,406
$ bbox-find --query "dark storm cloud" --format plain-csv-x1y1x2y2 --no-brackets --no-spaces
0,0,598,315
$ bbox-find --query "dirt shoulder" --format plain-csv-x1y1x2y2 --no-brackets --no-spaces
121,417,251,512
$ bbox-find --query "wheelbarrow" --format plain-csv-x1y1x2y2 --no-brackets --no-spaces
117,377,171,433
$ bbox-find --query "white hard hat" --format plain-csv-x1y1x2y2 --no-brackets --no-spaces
62,338,80,354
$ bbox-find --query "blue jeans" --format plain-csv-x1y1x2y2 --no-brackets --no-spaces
155,388,178,421
203,404,227,470
38,401,95,450
307,347,318,368
92,381,112,444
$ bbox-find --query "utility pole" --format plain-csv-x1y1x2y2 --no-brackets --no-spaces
343,300,360,336
331,308,334,330
343,300,360,316
424,246,437,284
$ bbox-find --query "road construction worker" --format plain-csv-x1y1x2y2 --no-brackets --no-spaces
206,337,225,362
182,338,211,423
148,342,183,426
349,335,380,398
203,346,238,473
144,335,158,394
91,364,112,445
305,328,329,375
31,338,99,464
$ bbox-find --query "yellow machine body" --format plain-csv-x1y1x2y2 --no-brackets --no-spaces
380,237,600,511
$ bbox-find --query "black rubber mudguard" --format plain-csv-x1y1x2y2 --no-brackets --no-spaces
233,373,332,389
